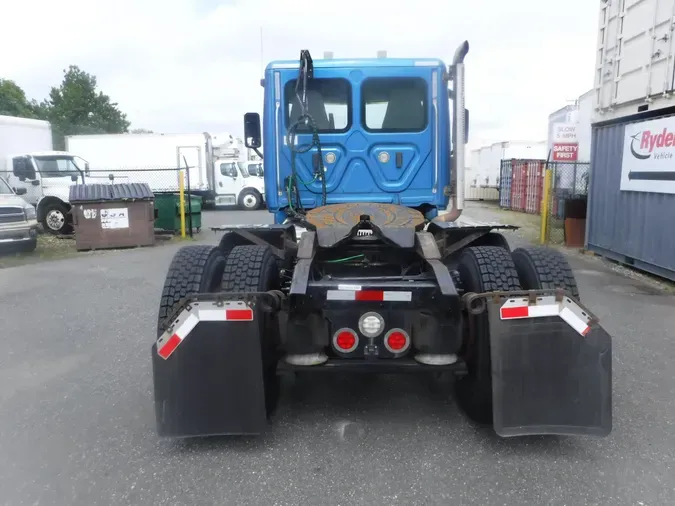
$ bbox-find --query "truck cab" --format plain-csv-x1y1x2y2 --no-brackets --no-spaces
213,157,265,210
2,150,87,234
248,54,466,224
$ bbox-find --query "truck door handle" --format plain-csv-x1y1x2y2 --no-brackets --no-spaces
31,180,40,186
312,153,320,172
395,152,403,168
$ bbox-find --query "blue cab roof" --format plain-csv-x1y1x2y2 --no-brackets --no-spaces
265,57,447,71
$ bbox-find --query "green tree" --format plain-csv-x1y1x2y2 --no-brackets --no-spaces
0,79,44,118
42,65,130,149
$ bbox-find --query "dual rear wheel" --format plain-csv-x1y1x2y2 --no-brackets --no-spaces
156,240,580,429
454,244,579,425
157,243,282,417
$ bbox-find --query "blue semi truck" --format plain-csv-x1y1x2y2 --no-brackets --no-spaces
151,42,612,438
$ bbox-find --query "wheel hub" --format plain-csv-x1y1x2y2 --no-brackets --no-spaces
243,194,258,208
46,210,65,230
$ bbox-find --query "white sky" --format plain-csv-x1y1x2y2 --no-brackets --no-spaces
0,0,599,151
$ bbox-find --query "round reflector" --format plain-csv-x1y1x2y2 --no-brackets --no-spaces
333,328,358,353
384,329,410,354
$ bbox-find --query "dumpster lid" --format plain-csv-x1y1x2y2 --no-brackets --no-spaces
70,183,154,203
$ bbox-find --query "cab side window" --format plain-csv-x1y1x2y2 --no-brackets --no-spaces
12,157,35,180
13,157,26,176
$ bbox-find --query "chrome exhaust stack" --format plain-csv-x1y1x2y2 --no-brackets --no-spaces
435,40,469,223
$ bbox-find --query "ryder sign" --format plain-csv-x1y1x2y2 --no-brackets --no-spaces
621,116,675,194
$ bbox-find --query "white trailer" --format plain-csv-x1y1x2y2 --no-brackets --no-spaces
65,133,265,210
595,0,675,122
468,140,547,190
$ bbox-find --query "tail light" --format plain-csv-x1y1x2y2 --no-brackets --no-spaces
384,328,410,354
332,328,359,353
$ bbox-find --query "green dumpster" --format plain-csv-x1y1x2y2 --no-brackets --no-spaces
154,193,202,233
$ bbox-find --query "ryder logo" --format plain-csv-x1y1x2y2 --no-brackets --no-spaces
629,129,675,160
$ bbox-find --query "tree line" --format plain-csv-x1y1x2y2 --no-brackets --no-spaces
0,66,152,149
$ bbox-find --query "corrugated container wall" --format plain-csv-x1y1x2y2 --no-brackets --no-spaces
594,0,675,122
587,116,675,281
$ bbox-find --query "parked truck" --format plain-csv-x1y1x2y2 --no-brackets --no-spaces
65,132,265,210
151,44,613,439
0,115,88,234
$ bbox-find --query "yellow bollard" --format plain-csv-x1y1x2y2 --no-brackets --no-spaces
539,169,552,245
179,170,186,238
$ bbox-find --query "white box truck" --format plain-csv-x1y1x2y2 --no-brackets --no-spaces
0,115,89,234
64,132,265,211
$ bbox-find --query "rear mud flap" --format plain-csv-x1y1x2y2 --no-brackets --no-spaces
151,301,268,437
487,295,612,437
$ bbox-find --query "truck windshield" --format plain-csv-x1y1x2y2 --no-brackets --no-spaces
235,162,250,178
34,156,82,177
247,163,263,177
285,78,350,133
0,177,13,194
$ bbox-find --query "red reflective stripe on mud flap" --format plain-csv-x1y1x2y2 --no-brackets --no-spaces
355,290,384,301
158,333,181,359
225,308,254,321
500,305,530,319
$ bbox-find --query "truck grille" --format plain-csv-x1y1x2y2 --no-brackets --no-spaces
0,207,25,224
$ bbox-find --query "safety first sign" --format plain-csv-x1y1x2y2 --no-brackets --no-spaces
552,123,579,162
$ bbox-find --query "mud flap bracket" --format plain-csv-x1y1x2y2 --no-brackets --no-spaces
482,292,612,437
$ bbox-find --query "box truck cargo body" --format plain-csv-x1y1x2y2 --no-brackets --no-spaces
65,133,213,195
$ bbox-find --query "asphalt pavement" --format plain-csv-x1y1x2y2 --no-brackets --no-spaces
0,204,674,506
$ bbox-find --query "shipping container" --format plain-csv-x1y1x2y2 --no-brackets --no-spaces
499,160,512,209
498,159,545,214
587,114,675,282
594,0,675,122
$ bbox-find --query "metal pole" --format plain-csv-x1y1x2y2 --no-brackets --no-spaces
183,156,193,238
178,171,186,238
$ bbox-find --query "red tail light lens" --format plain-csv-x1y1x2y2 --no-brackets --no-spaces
333,328,359,353
384,329,410,354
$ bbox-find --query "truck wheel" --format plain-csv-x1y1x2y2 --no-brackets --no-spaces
41,201,73,235
156,245,227,338
511,246,580,300
455,246,522,426
238,189,262,211
221,245,281,417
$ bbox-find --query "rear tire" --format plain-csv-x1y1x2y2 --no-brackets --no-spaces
455,246,522,426
221,245,281,418
156,245,227,337
511,246,580,299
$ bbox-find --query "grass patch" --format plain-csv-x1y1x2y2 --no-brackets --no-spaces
0,235,82,268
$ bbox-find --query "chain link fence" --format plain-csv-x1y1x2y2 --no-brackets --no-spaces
544,161,590,245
